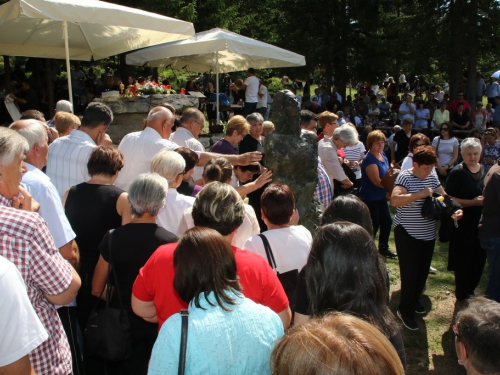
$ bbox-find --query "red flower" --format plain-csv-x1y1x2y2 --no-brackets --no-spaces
166,84,171,89
162,85,167,89
130,86,136,92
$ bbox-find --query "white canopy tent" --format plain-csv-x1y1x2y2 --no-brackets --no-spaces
126,28,306,122
0,0,195,103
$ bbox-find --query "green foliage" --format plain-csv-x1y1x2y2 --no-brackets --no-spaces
267,78,284,95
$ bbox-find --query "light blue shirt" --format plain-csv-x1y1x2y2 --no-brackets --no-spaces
22,163,75,249
148,290,284,375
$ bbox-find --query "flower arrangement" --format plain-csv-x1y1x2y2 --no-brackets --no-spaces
125,81,176,96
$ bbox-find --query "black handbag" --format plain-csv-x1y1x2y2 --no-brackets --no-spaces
85,230,132,362
178,310,189,375
421,193,462,221
259,234,299,308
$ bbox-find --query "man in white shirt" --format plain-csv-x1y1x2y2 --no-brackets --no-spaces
241,68,260,116
486,76,500,105
257,80,269,119
0,255,48,375
10,120,76,263
115,106,263,191
398,94,416,122
170,107,207,184
46,102,113,198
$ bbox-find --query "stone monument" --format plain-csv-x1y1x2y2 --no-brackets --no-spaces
265,90,322,233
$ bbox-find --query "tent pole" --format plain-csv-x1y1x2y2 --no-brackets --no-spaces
216,53,220,124
62,21,73,105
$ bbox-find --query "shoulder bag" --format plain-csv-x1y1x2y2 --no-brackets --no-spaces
178,310,189,375
85,230,132,361
259,234,299,308
381,160,402,196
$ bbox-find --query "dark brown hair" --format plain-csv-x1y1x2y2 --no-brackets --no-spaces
203,157,233,184
408,133,430,153
261,183,295,225
87,145,124,176
175,146,199,172
412,145,438,166
173,227,242,311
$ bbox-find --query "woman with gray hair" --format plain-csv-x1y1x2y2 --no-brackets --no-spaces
91,173,177,375
151,149,195,237
445,137,486,305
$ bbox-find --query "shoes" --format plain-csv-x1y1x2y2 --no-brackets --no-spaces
397,310,419,331
429,266,437,274
415,303,427,315
380,249,398,259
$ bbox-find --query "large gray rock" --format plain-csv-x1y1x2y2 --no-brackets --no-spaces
95,94,199,114
265,90,322,234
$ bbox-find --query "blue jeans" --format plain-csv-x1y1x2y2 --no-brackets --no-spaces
480,237,500,302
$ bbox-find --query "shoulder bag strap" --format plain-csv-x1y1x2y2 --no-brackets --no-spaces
258,234,277,272
106,229,126,310
436,136,441,155
178,310,189,375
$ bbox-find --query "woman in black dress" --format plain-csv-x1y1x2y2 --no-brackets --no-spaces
92,173,177,375
445,138,486,304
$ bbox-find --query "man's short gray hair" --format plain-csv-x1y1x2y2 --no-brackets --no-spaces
128,173,168,217
461,138,482,153
150,150,185,184
191,181,245,236
0,127,29,166
10,120,47,151
333,124,359,146
246,112,264,123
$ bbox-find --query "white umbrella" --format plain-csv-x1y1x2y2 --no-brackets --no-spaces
0,0,195,104
126,28,306,122
491,70,500,79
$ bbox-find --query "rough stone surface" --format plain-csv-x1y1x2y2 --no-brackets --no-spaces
265,90,322,234
95,94,199,114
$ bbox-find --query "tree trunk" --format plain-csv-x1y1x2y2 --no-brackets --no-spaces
465,0,478,109
3,56,11,87
45,59,54,119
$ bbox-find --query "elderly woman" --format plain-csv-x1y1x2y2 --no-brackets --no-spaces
319,124,358,191
271,313,404,375
446,138,486,303
91,173,177,375
211,115,250,155
181,157,261,248
360,130,395,258
391,146,462,331
481,127,500,172
63,146,131,330
151,150,195,237
239,112,265,155
148,227,284,375
432,122,459,184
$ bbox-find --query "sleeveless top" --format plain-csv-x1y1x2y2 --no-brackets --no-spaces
65,183,123,275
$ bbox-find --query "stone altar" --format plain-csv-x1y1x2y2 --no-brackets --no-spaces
94,94,199,143
265,90,322,233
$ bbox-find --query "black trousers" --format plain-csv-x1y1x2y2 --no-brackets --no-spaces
364,199,392,252
395,225,435,317
58,306,84,375
449,229,487,301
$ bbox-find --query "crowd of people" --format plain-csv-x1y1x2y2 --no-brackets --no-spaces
1,64,500,375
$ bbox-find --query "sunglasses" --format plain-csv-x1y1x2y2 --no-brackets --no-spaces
441,128,449,131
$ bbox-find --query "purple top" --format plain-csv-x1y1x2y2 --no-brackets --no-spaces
211,138,236,155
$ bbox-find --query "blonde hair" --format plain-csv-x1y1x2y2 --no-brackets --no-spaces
226,115,250,136
271,313,404,375
54,112,80,134
263,121,275,134
150,150,185,184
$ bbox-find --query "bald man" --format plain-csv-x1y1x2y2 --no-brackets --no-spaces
115,106,262,191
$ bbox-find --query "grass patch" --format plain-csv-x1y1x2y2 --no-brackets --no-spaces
384,214,488,374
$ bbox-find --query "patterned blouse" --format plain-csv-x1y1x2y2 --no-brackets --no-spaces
482,141,500,172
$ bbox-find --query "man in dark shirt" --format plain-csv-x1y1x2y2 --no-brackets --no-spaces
451,102,471,130
10,80,39,112
391,118,415,163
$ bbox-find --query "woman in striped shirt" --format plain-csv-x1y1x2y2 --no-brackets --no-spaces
390,146,462,331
